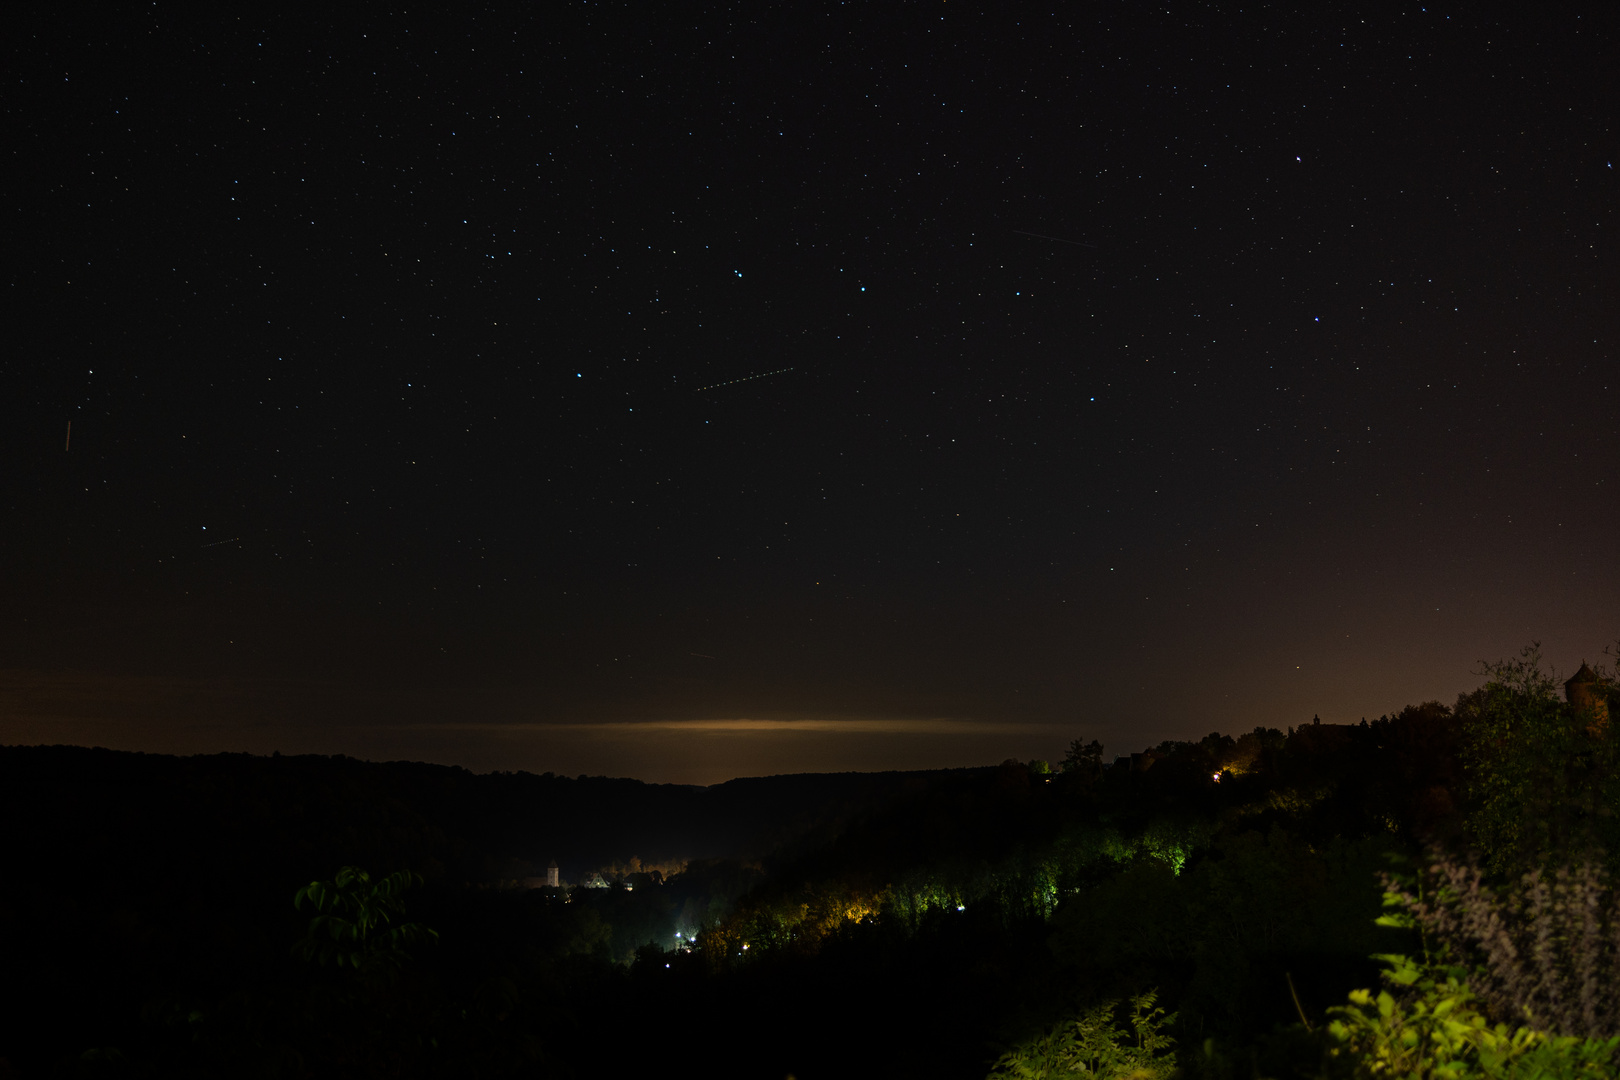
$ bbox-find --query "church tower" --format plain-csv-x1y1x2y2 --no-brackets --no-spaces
1565,663,1610,730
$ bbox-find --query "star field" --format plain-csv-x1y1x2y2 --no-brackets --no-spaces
3,3,1617,781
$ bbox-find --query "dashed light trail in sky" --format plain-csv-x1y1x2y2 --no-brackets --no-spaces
694,367,795,392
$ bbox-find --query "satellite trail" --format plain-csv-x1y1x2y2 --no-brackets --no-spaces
1012,229,1099,249
695,367,794,392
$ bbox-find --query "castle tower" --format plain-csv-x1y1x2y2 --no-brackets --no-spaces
1565,663,1610,730
546,859,560,888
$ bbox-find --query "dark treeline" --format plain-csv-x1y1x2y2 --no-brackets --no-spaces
675,708,1461,1078
1,745,981,879
2,647,1616,1078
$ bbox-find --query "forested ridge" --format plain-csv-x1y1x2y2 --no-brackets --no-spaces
2,647,1616,1078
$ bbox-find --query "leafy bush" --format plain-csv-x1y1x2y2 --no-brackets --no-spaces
1382,853,1620,1039
986,992,1177,1079
1325,953,1620,1079
293,865,437,976
1458,646,1620,875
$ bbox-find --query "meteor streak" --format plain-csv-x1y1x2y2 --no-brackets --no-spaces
695,367,794,392
1012,229,1099,249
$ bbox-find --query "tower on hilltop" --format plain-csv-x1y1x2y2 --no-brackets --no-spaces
1565,663,1610,730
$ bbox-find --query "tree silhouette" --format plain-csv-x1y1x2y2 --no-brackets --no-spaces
293,866,437,976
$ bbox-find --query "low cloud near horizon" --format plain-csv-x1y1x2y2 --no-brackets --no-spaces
3,631,1598,785
0,669,1085,785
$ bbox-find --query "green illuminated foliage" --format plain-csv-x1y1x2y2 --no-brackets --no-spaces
1325,953,1620,1079
1139,818,1209,875
986,992,1176,1080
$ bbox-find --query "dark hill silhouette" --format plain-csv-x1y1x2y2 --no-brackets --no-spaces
0,743,991,886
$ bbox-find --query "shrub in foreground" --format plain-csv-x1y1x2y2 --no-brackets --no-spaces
985,991,1177,1080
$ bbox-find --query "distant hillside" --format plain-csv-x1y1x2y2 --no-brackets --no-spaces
0,744,992,887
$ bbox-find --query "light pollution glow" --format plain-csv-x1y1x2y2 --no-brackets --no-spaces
410,718,1067,736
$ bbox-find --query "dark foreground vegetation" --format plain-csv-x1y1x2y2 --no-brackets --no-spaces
1,646,1616,1079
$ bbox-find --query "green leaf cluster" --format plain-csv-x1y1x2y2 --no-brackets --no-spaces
987,992,1177,1080
1326,954,1620,1079
293,865,438,976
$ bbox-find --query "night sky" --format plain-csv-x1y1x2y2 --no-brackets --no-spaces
5,4,1617,784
